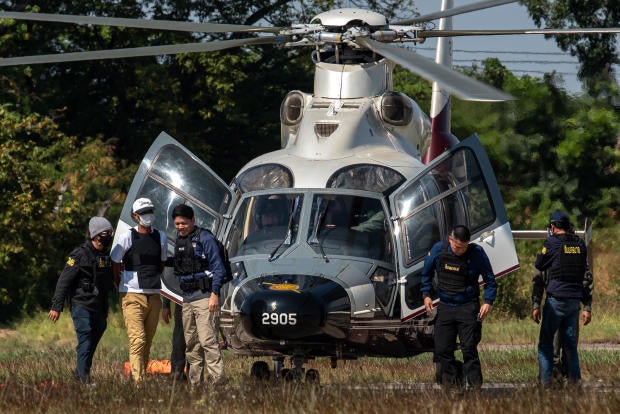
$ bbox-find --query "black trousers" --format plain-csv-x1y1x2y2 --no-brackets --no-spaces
170,302,187,376
434,301,483,386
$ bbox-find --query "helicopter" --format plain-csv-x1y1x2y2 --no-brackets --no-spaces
0,0,613,382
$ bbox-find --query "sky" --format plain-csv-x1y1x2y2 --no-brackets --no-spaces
409,0,616,94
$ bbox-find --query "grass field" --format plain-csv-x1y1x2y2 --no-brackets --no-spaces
1,310,619,414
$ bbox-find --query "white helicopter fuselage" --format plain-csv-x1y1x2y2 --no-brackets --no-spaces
238,59,431,188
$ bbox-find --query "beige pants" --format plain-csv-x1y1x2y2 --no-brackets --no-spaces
182,297,225,385
121,292,161,382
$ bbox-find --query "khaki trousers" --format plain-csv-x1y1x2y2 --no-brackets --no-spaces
182,297,225,385
121,292,161,382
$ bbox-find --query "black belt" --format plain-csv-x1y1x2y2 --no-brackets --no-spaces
178,274,211,292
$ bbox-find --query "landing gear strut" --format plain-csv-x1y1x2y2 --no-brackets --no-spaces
248,355,321,384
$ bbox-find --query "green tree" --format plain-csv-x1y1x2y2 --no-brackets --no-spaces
0,103,130,322
525,0,619,92
454,58,620,229
0,0,411,181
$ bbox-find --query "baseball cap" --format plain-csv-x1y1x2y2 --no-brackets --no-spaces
133,197,155,214
549,210,570,229
89,216,113,239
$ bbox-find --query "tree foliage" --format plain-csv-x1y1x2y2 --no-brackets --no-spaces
0,103,130,321
453,58,620,229
524,0,619,91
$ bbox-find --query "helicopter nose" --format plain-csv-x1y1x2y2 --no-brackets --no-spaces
238,278,350,340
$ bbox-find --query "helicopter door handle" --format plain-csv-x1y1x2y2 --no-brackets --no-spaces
478,230,494,242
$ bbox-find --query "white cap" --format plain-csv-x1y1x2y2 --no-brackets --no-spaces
132,197,154,214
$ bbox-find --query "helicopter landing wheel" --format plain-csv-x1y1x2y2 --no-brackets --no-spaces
250,361,270,381
305,369,320,384
280,368,294,382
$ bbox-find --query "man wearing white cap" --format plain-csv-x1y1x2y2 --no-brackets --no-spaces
49,216,115,384
111,197,167,382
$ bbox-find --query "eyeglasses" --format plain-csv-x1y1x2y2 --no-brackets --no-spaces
98,231,112,237
137,210,154,215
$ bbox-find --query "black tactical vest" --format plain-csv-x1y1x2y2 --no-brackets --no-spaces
548,234,586,283
437,242,472,296
174,228,209,276
78,243,113,294
123,229,162,289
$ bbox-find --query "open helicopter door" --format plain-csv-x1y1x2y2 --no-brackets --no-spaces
389,135,519,321
114,131,236,305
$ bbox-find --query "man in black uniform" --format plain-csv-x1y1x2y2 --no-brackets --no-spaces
420,225,497,390
49,216,114,384
535,210,592,386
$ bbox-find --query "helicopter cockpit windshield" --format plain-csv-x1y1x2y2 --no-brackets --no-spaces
226,190,392,264
308,194,390,262
228,193,301,257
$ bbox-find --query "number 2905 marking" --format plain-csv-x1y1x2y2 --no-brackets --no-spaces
261,312,297,325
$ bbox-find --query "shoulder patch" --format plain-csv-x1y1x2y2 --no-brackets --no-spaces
66,257,76,267
541,246,547,254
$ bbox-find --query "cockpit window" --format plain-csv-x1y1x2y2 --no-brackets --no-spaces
327,164,405,194
228,194,302,257
234,164,294,193
307,194,391,262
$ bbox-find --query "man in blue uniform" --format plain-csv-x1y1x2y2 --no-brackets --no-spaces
534,210,592,386
171,204,227,387
532,267,593,383
49,216,114,384
421,225,497,389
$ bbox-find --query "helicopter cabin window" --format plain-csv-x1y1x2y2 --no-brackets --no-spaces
307,194,391,262
327,164,405,194
395,147,496,268
150,145,231,215
234,164,294,193
228,193,302,257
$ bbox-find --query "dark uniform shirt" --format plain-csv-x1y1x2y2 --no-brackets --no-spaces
535,233,588,300
51,241,114,313
174,228,226,302
421,241,497,306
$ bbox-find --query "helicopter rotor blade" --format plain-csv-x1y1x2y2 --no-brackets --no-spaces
419,27,620,38
355,37,513,102
393,0,517,25
0,11,281,34
0,36,278,67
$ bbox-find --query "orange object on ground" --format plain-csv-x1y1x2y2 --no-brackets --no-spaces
122,359,172,376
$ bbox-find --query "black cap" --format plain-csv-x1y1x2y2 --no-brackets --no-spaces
550,210,570,230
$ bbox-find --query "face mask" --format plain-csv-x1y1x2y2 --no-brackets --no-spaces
98,234,113,248
139,213,154,227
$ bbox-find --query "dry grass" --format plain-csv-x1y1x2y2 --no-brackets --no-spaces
1,312,619,414
1,354,619,414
